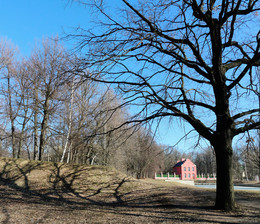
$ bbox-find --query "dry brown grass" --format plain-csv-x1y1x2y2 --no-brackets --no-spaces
0,157,260,224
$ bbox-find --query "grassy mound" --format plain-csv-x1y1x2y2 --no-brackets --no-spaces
0,157,137,198
1,157,260,224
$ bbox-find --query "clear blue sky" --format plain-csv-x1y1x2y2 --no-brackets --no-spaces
0,0,92,55
0,0,209,152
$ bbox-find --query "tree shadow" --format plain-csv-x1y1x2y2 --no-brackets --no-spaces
0,159,259,223
1,206,10,224
0,159,128,207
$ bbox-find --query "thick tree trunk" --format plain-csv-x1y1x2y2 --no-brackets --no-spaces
17,132,22,159
11,124,16,158
17,104,28,159
38,118,48,161
38,98,50,161
212,77,236,210
213,136,235,211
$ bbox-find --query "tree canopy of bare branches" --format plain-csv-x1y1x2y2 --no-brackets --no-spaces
71,0,260,211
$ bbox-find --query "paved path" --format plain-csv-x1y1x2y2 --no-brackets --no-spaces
195,184,260,191
195,184,260,209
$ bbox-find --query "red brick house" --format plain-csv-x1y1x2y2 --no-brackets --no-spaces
173,158,197,180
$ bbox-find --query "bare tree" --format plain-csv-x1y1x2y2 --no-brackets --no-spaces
163,146,185,173
14,60,32,159
239,134,260,179
60,77,76,163
71,0,260,210
26,58,41,160
63,80,100,164
29,38,72,161
124,128,164,178
194,147,216,177
0,38,20,158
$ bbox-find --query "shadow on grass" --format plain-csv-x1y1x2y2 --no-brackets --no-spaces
1,206,10,224
0,158,258,223
0,159,130,206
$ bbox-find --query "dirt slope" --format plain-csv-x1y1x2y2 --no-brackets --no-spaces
0,157,260,224
0,157,137,195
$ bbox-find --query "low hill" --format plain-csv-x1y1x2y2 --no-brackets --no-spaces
1,157,260,224
0,157,137,199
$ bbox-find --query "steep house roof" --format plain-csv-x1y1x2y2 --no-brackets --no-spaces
173,160,186,168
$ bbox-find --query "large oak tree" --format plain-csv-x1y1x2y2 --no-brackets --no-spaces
71,0,260,211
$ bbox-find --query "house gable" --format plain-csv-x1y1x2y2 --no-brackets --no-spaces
173,158,197,180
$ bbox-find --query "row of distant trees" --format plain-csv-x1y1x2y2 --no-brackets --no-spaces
0,37,165,178
163,144,259,181
194,145,259,181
